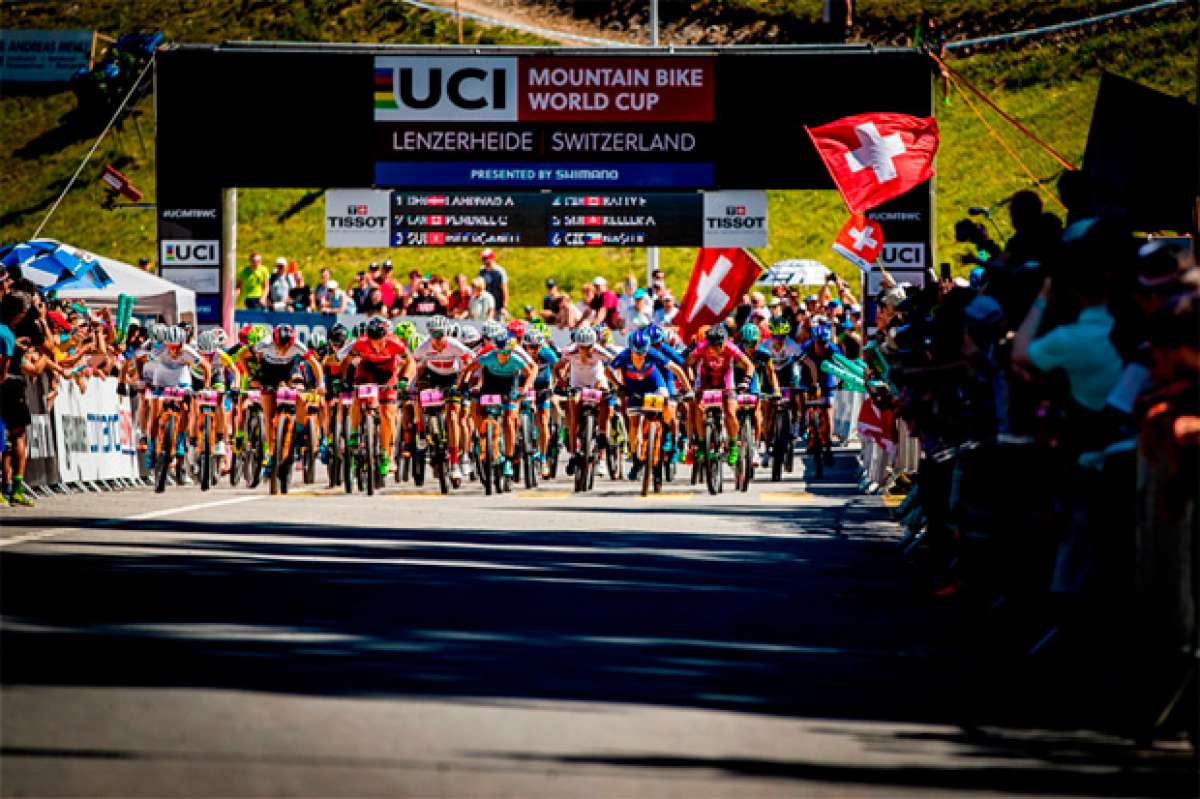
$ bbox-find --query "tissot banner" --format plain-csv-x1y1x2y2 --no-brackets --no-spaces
325,189,391,248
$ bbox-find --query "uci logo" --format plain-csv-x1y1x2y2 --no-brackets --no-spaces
375,57,518,121
880,242,926,267
161,239,219,266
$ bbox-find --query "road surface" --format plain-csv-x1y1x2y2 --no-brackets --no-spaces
1,452,1192,796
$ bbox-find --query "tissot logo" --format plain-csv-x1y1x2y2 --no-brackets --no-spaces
726,205,747,216
325,189,391,248
375,57,518,121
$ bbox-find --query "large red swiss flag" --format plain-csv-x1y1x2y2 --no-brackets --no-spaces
676,248,762,342
806,113,939,214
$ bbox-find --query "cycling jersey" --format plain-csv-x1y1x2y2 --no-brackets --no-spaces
611,348,670,400
475,348,532,397
530,345,560,390
798,340,841,392
350,336,408,386
691,341,745,391
253,339,309,388
149,345,201,389
415,337,474,376
758,338,805,387
560,345,611,390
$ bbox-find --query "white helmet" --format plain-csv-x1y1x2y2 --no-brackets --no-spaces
163,326,187,346
427,315,451,336
148,322,167,343
196,330,219,354
481,320,506,342
522,327,545,348
209,328,228,349
459,326,482,347
572,325,597,347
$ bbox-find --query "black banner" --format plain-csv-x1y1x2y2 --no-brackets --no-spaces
23,373,60,487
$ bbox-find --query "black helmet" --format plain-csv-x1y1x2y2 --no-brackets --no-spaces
705,324,728,346
329,322,349,346
366,316,389,340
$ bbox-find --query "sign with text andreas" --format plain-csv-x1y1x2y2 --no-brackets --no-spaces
373,55,714,189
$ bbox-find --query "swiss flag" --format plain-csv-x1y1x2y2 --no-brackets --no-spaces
676,248,762,342
857,397,898,454
831,213,885,271
806,113,939,214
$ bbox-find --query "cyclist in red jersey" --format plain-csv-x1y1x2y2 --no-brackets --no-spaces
344,316,415,477
685,324,755,465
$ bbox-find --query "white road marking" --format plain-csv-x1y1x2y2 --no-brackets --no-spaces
0,495,265,549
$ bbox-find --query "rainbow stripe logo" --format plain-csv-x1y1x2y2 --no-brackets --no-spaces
374,67,397,110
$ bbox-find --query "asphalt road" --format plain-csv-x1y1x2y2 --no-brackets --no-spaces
1,453,1193,797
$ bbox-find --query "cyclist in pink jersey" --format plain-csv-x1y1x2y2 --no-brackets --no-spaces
686,324,755,465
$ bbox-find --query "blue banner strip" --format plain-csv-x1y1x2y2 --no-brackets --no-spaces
374,161,714,189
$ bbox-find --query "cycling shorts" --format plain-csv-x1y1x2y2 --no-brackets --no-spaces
355,360,398,389
419,370,457,391
149,363,192,390
479,370,517,399
260,362,302,389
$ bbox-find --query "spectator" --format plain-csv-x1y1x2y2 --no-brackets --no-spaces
359,287,385,316
137,256,155,274
351,271,372,310
326,280,350,314
542,278,561,322
378,262,400,309
366,262,383,291
266,257,291,311
405,281,448,317
748,290,769,322
577,282,597,325
555,292,581,329
237,252,270,310
648,267,670,308
446,273,472,319
627,288,652,329
617,273,638,323
478,249,509,318
314,268,337,311
590,276,622,330
468,277,495,321
654,292,679,326
289,269,314,312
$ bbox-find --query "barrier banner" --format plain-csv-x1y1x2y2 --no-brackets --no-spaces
23,374,60,486
51,376,139,483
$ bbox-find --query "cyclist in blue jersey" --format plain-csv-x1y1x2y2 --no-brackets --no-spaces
799,323,841,463
522,327,560,478
609,328,691,480
456,333,535,478
645,323,687,459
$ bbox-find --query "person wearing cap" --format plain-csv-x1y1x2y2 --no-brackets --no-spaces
590,276,622,330
266,257,291,312
237,252,271,310
628,288,652,329
378,262,399,309
314,267,337,311
541,278,561,322
478,249,509,318
653,293,679,326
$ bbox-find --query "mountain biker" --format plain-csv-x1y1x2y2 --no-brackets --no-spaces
757,317,805,467
343,316,414,478
552,325,614,474
238,323,322,473
685,323,755,466
799,322,841,464
609,327,691,480
413,315,475,482
145,325,211,468
645,323,688,459
522,326,561,479
195,328,240,465
456,332,535,479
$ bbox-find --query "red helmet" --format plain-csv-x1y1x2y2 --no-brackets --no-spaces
506,319,527,340
272,324,295,347
238,324,253,345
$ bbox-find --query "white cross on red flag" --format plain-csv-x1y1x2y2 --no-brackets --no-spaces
831,213,885,272
805,113,939,214
676,248,763,342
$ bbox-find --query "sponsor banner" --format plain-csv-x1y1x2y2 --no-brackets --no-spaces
196,293,221,323
758,259,831,287
1,29,93,82
160,267,220,293
701,190,767,248
161,239,220,266
374,55,713,123
235,310,335,346
374,160,713,189
23,374,60,486
51,376,138,483
325,189,391,248
878,241,927,270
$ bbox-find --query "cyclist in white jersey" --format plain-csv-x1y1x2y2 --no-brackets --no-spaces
413,315,475,481
144,325,211,458
552,325,613,460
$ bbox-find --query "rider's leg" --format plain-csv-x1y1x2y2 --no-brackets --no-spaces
566,397,579,451
724,397,740,440
503,409,518,459
380,402,397,456
446,403,460,462
262,394,276,458
597,402,611,449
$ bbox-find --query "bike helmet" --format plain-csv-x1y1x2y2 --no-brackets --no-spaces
481,320,506,343
237,324,253,345
522,327,545,349
705,324,728,346
328,322,349,347
353,320,368,339
163,325,187,346
308,330,327,352
572,325,597,347
209,328,228,349
393,319,417,340
366,316,389,340
448,322,461,340
506,319,528,340
196,330,219,354
768,318,792,337
273,324,296,347
645,324,665,346
740,322,761,345
251,323,270,346
459,326,482,348
427,315,451,337
627,328,651,354
148,322,167,343
593,322,612,346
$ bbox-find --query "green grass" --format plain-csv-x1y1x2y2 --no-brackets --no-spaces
1,1,1195,310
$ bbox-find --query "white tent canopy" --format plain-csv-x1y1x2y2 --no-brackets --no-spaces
27,240,197,323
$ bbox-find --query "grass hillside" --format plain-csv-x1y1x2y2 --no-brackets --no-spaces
1,1,1195,312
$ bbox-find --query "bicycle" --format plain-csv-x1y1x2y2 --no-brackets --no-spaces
516,390,539,490
769,388,796,482
298,389,321,486
151,386,189,494
571,387,605,493
395,388,424,488
803,390,831,480
544,402,562,480
195,388,221,492
240,389,267,489
697,389,727,495
476,393,510,496
269,386,299,495
353,383,384,496
418,387,457,494
733,391,759,493
328,388,352,489
631,393,667,497
606,399,626,482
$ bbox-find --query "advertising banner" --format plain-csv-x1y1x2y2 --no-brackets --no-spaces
23,374,60,487
373,54,715,189
0,29,93,82
160,267,220,293
325,189,391,248
51,377,139,483
701,190,768,248
234,310,336,345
